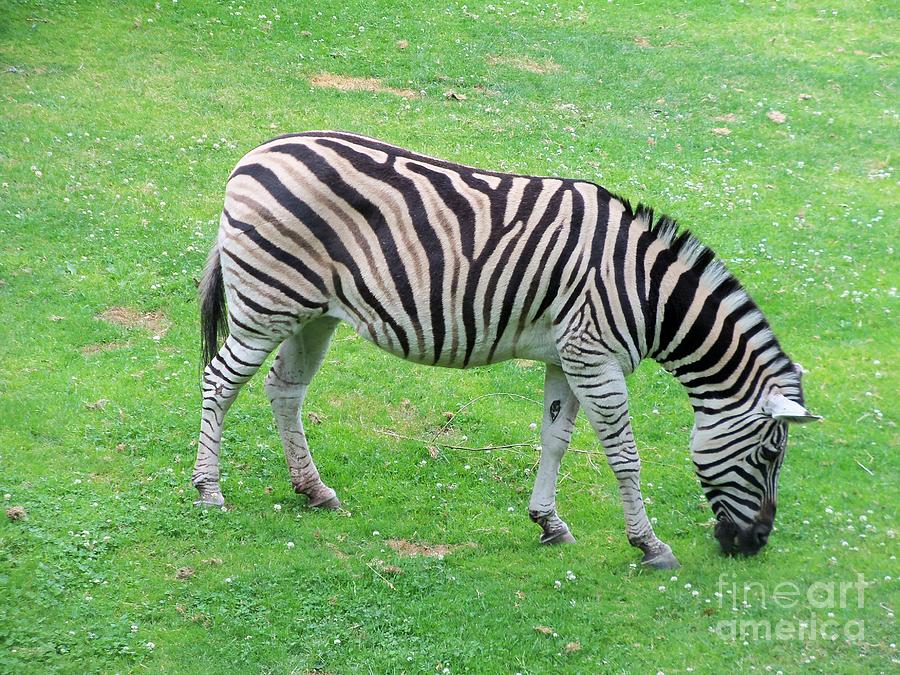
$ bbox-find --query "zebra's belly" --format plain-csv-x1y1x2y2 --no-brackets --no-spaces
330,305,560,369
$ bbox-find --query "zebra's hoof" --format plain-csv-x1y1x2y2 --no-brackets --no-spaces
193,492,225,508
540,529,577,545
641,547,680,569
308,494,341,510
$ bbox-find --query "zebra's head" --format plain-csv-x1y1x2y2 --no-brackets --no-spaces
690,386,820,556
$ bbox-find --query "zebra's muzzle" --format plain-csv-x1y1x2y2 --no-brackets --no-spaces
715,516,772,556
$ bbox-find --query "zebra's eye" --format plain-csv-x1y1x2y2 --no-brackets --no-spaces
760,444,780,462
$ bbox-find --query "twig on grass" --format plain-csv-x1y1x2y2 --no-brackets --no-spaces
585,449,606,477
855,460,874,476
374,427,688,472
376,428,534,454
365,562,396,590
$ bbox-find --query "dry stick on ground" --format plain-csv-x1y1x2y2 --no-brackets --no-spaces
377,392,692,479
855,460,875,476
379,428,534,454
375,428,687,472
365,561,396,590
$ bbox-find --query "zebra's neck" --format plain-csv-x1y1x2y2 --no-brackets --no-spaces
627,206,800,417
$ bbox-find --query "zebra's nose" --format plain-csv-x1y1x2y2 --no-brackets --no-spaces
753,523,770,547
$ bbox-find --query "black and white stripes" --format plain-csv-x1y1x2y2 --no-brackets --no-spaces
192,131,819,566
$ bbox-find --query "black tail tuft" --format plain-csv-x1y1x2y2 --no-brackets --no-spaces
199,242,228,373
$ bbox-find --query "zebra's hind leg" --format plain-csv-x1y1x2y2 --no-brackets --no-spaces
264,317,341,509
193,333,278,507
529,363,581,545
562,358,680,569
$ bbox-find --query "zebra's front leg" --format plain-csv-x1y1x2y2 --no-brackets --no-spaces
565,360,679,569
194,334,276,507
529,364,580,545
264,318,341,509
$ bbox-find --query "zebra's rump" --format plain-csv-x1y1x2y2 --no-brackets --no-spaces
218,131,605,368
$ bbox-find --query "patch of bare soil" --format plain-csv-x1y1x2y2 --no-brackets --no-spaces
387,539,475,558
176,566,195,580
80,341,128,356
326,542,348,560
309,73,418,99
98,307,170,335
6,506,27,521
486,54,561,74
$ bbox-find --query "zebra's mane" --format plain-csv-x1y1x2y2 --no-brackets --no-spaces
618,197,803,399
626,200,739,297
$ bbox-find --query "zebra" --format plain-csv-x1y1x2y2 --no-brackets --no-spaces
193,131,820,569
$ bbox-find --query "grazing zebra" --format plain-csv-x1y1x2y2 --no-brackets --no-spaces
193,131,819,568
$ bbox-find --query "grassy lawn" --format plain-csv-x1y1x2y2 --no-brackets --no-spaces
1,0,897,672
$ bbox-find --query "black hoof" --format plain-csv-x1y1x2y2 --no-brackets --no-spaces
193,492,225,508
540,529,576,545
641,548,680,569
308,494,341,510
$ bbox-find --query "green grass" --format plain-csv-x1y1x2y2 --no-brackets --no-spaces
1,0,897,672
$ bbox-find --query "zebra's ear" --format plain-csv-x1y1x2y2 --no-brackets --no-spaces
765,391,821,424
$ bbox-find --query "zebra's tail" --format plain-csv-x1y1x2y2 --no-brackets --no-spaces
199,241,228,370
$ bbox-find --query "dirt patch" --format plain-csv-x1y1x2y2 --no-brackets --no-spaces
309,73,418,99
387,538,474,558
176,566,195,580
326,542,348,560
6,506,27,521
80,341,128,356
98,307,170,335
84,398,109,410
486,54,561,74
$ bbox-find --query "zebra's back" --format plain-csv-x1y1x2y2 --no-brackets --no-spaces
219,131,611,368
